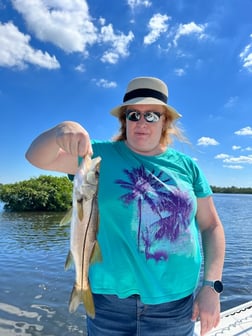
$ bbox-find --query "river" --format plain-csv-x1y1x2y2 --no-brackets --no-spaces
0,194,251,335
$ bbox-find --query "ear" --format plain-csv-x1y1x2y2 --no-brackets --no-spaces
162,118,170,131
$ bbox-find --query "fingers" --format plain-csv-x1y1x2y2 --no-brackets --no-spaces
76,134,93,157
65,134,92,157
192,302,213,336
200,320,211,336
213,314,220,328
56,122,92,157
191,301,199,322
193,289,221,336
198,310,220,335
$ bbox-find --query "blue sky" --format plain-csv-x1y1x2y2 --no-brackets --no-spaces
0,0,252,187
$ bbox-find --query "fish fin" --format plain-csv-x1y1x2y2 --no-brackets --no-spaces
64,250,73,270
77,200,84,221
83,287,95,319
68,285,81,313
90,241,102,264
68,285,95,319
60,207,72,226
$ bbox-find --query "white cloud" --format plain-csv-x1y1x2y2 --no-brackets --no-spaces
100,24,134,64
74,63,85,72
197,137,219,146
223,155,252,164
224,96,238,108
12,0,135,65
215,154,230,159
99,17,106,26
234,126,252,136
240,34,252,73
100,51,118,64
232,145,241,151
0,22,60,69
232,146,252,152
95,79,117,88
174,22,207,46
215,153,252,168
223,165,243,170
127,0,152,10
174,68,186,76
12,0,98,53
233,146,252,152
143,13,170,45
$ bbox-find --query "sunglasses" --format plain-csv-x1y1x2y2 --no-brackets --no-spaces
125,110,163,123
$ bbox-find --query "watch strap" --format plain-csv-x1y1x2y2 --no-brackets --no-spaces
203,280,223,293
203,280,214,287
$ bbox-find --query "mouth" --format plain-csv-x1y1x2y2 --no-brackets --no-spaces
135,131,149,136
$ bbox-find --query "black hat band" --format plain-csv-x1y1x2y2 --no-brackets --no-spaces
123,88,167,104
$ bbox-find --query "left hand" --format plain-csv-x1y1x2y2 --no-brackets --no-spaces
192,286,221,335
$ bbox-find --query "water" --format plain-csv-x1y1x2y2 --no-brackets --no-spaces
0,194,251,335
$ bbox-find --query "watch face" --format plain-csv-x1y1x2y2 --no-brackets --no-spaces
214,280,223,293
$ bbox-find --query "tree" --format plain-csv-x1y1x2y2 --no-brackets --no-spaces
211,186,252,194
0,175,73,211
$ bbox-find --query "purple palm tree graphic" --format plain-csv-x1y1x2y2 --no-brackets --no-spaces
116,166,171,247
153,188,193,241
115,165,193,261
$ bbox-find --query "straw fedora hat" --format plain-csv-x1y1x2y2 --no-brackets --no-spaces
110,76,181,120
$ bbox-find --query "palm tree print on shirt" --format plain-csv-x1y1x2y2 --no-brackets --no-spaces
115,164,193,261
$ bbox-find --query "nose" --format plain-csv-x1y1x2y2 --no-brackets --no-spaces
136,114,147,126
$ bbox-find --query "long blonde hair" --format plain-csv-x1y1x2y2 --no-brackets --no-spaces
112,106,187,146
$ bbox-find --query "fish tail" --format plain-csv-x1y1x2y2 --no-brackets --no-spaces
68,284,95,319
68,285,81,313
83,286,95,319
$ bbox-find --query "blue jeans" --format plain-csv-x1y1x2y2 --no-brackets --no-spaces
86,293,195,335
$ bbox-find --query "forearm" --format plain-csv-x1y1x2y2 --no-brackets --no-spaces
201,224,225,281
25,125,62,169
25,121,92,174
193,227,225,336
196,197,225,281
193,197,225,334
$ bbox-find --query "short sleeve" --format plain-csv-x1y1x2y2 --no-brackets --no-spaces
191,160,213,198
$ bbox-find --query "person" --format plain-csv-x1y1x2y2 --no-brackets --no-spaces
26,76,225,336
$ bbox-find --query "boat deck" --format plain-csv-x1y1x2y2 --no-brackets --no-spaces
194,300,252,335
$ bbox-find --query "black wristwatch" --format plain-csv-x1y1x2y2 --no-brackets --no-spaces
203,280,224,294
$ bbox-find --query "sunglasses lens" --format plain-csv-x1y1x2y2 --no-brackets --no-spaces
125,110,162,123
126,111,140,121
144,112,161,122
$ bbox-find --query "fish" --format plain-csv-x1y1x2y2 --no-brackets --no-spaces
61,154,102,318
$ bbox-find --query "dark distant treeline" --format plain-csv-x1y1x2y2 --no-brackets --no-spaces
211,186,252,194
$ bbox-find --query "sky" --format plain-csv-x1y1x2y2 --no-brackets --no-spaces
0,0,252,187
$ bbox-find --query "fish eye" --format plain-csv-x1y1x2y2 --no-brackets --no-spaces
87,171,96,184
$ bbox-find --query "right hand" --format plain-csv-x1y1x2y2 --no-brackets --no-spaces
55,121,93,157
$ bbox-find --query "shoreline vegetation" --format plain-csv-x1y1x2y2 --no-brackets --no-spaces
0,176,252,212
211,186,252,194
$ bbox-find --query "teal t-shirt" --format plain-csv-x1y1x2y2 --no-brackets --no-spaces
88,140,212,304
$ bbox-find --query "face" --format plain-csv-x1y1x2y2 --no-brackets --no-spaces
125,104,166,156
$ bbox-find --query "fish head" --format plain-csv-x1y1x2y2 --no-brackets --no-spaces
86,157,101,185
74,156,101,202
82,156,101,200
